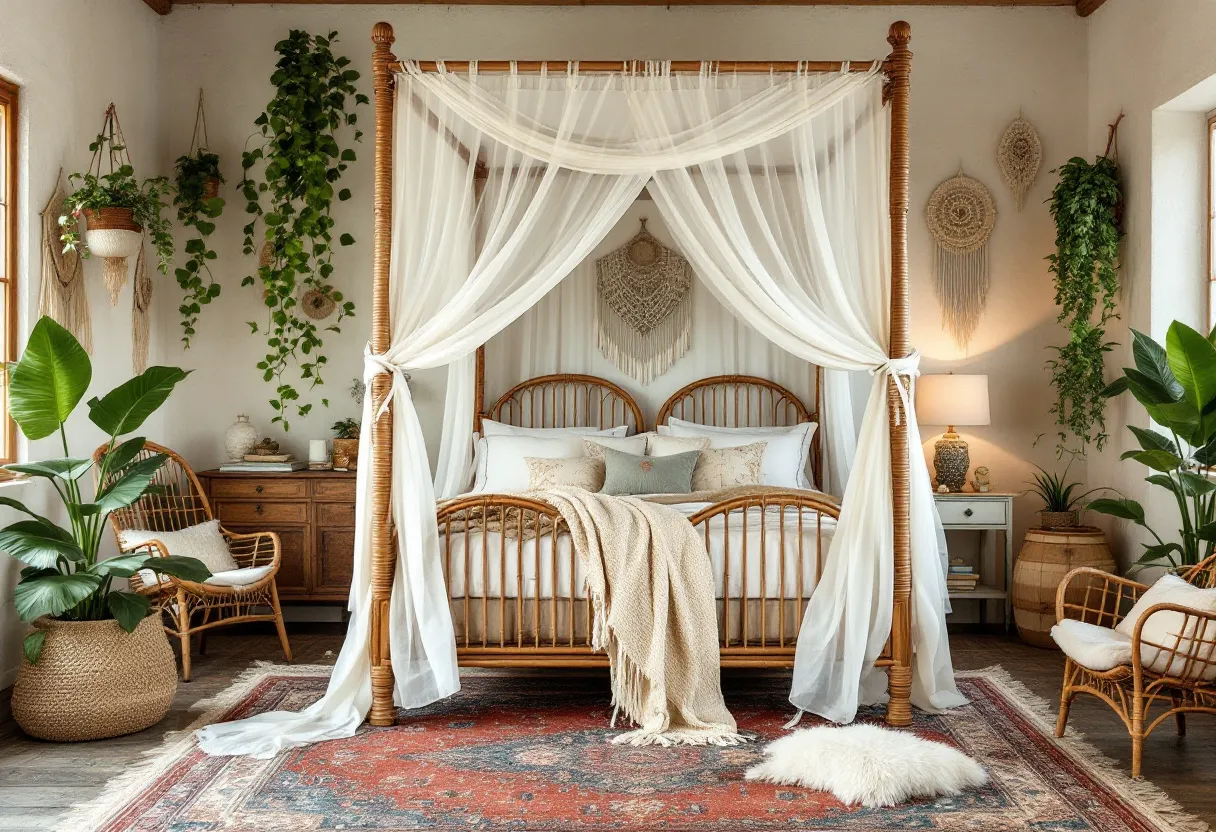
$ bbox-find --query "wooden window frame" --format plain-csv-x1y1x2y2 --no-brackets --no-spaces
0,78,17,464
1210,112,1216,335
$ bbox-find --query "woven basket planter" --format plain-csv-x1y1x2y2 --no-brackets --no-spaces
83,207,143,306
1012,526,1115,649
1038,510,1080,530
202,176,221,201
333,438,359,471
11,615,177,742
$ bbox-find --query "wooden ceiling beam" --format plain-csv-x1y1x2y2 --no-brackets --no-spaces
181,0,1074,6
1075,0,1110,15
142,0,171,14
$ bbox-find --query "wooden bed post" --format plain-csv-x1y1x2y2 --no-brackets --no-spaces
369,20,398,728
884,20,914,728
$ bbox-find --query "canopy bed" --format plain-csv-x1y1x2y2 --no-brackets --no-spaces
196,19,963,759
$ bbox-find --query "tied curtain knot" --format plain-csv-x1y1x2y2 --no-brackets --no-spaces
364,346,413,421
870,349,921,427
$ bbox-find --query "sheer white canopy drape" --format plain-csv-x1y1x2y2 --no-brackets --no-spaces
197,60,961,759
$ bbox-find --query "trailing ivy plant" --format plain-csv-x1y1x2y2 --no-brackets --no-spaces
240,29,365,430
173,149,224,347
1045,153,1123,453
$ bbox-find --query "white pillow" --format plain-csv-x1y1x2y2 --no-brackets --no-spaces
582,435,649,458
662,420,818,489
118,520,238,586
1114,573,1216,679
481,418,628,438
474,435,587,493
1051,619,1132,672
647,434,710,457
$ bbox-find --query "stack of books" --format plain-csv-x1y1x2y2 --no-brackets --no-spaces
947,561,980,593
219,455,307,473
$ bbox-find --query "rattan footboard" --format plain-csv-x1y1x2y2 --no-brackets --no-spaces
438,491,846,668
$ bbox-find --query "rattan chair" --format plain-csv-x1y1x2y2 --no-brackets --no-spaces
1054,555,1216,777
94,441,292,681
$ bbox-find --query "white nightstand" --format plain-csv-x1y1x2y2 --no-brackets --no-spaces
933,491,1014,629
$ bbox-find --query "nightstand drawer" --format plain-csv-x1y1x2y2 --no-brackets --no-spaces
216,500,308,525
937,499,1006,526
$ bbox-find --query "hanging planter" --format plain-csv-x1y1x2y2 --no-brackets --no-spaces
60,104,175,306
173,89,225,347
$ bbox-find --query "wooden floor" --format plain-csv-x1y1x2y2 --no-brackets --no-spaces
2,629,1213,830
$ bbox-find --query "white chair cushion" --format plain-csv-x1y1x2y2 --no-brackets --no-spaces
1113,573,1216,680
206,564,275,588
1051,619,1132,672
118,519,239,586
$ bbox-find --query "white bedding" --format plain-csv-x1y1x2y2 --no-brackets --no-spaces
441,501,835,600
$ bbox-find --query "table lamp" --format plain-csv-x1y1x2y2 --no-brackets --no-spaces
915,374,990,492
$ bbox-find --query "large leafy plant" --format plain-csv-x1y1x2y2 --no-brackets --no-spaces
1045,154,1123,452
1090,323,1216,570
173,149,225,347
2,317,209,664
239,29,365,430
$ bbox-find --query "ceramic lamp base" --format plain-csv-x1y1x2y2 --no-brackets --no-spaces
934,429,970,492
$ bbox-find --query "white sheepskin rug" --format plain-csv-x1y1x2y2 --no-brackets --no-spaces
744,724,989,808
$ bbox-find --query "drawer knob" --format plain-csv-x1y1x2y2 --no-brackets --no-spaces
963,508,973,517
255,485,264,494
255,504,264,515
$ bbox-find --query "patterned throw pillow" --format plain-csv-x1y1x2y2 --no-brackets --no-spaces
582,435,649,460
600,448,700,496
646,434,710,457
690,442,767,491
118,519,238,586
525,456,606,491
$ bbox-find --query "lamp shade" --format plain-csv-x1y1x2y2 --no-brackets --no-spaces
915,374,990,427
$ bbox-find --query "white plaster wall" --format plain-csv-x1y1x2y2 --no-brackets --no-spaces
0,0,164,687
155,5,1087,569
1085,0,1216,569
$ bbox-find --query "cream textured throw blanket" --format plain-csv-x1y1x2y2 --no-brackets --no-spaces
541,487,747,747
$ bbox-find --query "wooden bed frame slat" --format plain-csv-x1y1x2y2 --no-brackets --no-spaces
367,21,915,727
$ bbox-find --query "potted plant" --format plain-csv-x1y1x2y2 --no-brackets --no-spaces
1089,323,1216,572
1044,115,1123,454
173,147,224,347
332,418,360,471
1026,463,1103,529
3,316,208,742
59,104,175,306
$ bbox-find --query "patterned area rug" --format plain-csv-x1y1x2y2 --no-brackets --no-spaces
63,665,1206,831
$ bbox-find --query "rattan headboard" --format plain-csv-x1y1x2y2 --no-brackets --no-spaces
481,373,645,434
656,373,822,486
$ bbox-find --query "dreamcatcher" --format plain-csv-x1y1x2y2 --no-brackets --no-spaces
926,171,997,349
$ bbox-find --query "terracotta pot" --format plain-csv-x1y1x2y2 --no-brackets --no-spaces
1038,510,1080,530
1012,526,1116,649
203,176,221,201
11,615,177,742
332,438,359,471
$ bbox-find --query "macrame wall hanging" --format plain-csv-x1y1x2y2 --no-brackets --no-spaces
38,171,93,353
596,219,693,384
926,171,997,349
997,114,1042,211
131,241,153,373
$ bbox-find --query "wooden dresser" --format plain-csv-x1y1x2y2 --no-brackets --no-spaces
197,470,356,603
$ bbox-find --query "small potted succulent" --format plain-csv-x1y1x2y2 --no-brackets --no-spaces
1026,463,1102,529
332,418,360,471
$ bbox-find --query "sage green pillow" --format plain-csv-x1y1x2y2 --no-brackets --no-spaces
599,447,699,496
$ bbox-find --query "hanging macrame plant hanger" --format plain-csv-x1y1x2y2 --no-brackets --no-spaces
83,104,143,306
190,88,221,201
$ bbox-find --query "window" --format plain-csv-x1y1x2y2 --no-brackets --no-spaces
0,78,16,463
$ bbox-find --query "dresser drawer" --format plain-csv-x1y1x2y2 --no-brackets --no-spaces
316,501,355,527
216,500,308,525
211,478,308,500
313,479,356,501
936,499,1006,526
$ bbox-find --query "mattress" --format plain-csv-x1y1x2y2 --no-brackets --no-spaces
441,501,835,600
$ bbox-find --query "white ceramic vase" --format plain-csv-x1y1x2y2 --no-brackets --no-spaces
224,415,258,462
